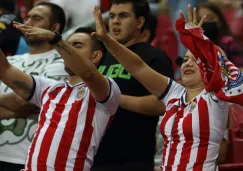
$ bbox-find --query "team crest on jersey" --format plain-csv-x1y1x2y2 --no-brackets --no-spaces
189,102,197,112
77,87,86,99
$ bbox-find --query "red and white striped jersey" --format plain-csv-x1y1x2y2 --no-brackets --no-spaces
22,76,120,171
159,79,229,171
158,18,243,171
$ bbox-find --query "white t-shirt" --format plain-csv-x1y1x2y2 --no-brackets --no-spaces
48,0,99,29
22,76,120,171
0,49,68,165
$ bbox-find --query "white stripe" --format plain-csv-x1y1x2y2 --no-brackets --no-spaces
65,90,90,170
83,105,110,171
31,88,67,171
163,114,176,166
186,103,200,170
230,71,239,76
24,89,51,170
46,88,76,171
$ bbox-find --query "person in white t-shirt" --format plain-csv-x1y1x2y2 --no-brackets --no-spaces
0,2,68,171
0,19,121,170
34,0,99,29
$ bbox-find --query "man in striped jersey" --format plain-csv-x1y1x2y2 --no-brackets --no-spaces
0,25,121,171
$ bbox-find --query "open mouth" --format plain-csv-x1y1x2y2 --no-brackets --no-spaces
112,28,121,35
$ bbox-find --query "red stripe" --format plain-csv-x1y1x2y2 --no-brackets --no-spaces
26,87,50,170
193,98,210,171
166,109,184,171
177,99,196,170
54,98,84,169
177,114,193,170
73,93,96,171
160,101,180,166
36,87,72,170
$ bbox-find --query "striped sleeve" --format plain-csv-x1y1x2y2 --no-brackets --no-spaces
27,76,56,108
97,77,121,115
158,79,185,106
176,18,243,106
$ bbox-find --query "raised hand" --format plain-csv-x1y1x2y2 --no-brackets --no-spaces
91,5,109,42
180,4,206,28
13,21,55,41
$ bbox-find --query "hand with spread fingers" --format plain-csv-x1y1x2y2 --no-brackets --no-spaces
13,21,55,41
91,5,109,42
180,4,206,29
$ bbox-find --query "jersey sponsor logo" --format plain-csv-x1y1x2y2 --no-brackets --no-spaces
99,64,131,80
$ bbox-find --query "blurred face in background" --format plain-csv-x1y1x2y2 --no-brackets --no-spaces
198,7,220,24
198,7,221,43
108,3,144,46
24,5,53,45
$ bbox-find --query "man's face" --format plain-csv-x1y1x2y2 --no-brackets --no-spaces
65,33,95,76
24,5,53,45
108,3,139,45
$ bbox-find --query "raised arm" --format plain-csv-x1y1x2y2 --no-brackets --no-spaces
14,22,109,102
91,6,169,98
0,92,40,119
0,49,33,100
176,5,243,106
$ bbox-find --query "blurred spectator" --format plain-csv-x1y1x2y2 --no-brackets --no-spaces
152,1,178,72
168,0,204,56
140,13,158,43
198,2,243,69
42,0,99,30
0,0,21,56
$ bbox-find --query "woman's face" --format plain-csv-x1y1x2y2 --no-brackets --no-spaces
180,51,204,88
198,7,220,24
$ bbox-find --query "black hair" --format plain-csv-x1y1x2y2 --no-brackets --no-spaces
144,13,157,43
74,27,106,55
110,0,150,31
197,2,232,38
0,0,15,13
36,2,66,34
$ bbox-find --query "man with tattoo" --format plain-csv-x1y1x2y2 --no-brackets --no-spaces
0,2,68,171
0,23,121,170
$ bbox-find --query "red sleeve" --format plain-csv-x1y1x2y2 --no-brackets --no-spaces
176,18,243,106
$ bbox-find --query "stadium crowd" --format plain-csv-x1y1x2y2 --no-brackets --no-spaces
0,0,243,171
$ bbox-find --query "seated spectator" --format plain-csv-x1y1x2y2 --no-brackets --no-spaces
198,2,243,69
0,0,21,56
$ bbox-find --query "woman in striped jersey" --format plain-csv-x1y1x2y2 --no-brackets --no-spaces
92,4,243,171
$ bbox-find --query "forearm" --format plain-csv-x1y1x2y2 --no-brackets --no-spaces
120,95,165,116
54,40,97,78
0,107,18,119
0,93,40,118
103,36,146,75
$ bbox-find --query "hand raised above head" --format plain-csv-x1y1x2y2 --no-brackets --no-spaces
91,5,109,42
180,4,206,29
13,21,55,41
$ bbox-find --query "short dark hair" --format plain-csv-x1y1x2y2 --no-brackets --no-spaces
144,13,157,43
36,2,66,34
0,0,15,13
74,27,106,55
110,0,150,31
